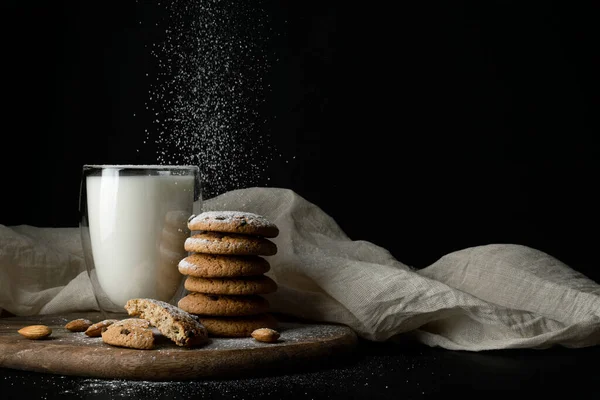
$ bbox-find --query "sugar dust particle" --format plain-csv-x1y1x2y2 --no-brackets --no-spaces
145,0,279,199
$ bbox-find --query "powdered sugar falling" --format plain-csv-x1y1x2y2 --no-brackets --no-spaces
141,0,279,199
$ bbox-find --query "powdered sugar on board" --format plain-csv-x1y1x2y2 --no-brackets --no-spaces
2,320,343,351
0,314,358,380
42,322,349,351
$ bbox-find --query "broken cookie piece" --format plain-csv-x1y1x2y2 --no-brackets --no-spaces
125,298,209,347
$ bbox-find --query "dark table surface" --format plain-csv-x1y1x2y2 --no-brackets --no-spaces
1,336,597,399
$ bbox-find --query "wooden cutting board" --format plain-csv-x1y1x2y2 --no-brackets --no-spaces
0,312,358,381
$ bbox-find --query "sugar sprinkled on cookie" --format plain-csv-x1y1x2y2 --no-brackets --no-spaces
188,211,279,238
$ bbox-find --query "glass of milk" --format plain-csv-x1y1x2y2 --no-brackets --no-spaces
79,165,202,317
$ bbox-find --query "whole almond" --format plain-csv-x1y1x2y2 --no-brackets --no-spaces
65,318,93,332
18,325,52,340
85,319,118,337
251,328,280,343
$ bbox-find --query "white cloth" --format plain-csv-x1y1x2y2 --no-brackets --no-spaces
1,187,599,351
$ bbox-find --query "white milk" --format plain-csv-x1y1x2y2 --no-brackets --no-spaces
86,173,195,307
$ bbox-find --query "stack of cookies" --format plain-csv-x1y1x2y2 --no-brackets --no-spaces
177,211,280,338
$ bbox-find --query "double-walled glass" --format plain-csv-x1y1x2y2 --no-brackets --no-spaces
79,165,202,317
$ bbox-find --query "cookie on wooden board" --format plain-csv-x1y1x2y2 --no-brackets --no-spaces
101,318,154,350
198,313,279,338
184,231,277,256
184,275,278,296
178,253,271,278
177,292,270,316
124,298,208,347
188,211,279,238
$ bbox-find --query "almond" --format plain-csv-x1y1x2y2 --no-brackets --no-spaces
85,319,119,337
65,318,93,332
251,328,280,343
18,325,52,340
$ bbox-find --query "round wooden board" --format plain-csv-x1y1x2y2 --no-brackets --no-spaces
0,312,358,381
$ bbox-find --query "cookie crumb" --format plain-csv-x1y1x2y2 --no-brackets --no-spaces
251,328,280,343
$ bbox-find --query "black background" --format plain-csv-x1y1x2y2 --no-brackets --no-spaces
1,0,598,279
